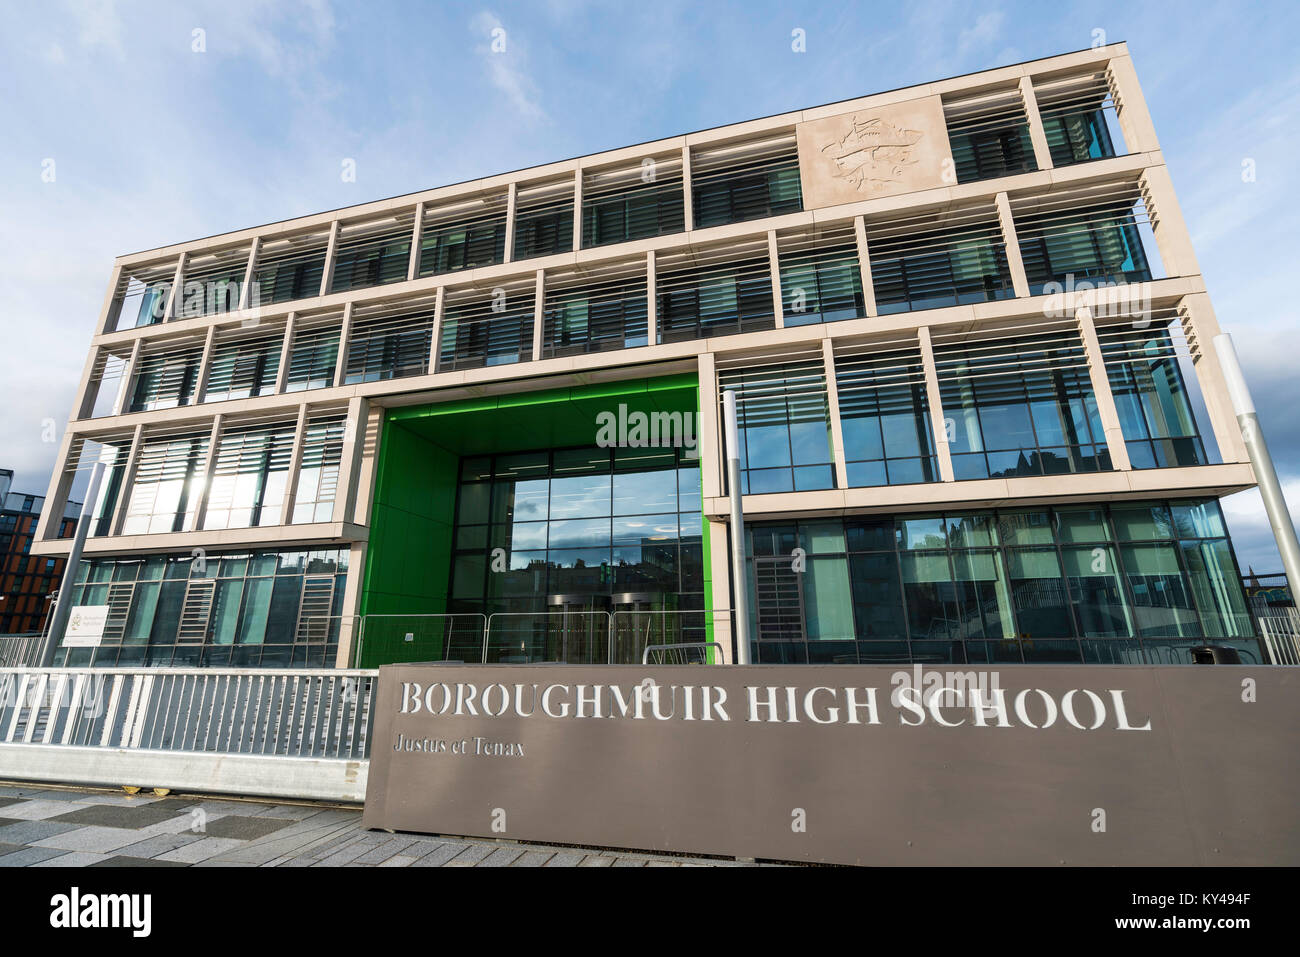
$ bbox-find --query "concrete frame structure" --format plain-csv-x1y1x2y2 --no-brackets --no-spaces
34,44,1259,666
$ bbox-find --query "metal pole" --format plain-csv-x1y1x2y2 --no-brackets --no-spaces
40,460,106,667
722,389,752,665
1213,334,1300,593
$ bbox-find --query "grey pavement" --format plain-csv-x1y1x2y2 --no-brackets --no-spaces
0,783,752,867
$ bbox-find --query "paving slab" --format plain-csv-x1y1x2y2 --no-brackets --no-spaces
32,825,153,854
155,837,247,864
0,846,68,866
200,815,292,840
0,819,81,845
51,803,184,829
410,842,471,867
32,851,114,867
543,852,585,867
114,832,206,859
90,856,189,867
2,800,87,821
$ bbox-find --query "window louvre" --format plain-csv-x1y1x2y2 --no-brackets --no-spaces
419,195,508,277
581,156,684,247
932,323,1110,480
1096,310,1209,469
778,223,864,326
123,430,210,535
691,134,802,229
111,265,175,331
330,215,413,294
834,341,938,487
868,204,1014,314
1012,181,1154,295
284,319,340,392
129,339,205,412
344,298,437,383
293,414,346,524
178,246,251,318
514,180,574,261
542,265,647,357
438,284,535,372
718,359,834,494
202,420,296,530
254,231,330,304
943,87,1037,183
656,241,775,343
1034,71,1122,167
204,328,282,402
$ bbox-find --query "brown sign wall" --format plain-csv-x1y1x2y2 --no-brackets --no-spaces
362,664,1300,865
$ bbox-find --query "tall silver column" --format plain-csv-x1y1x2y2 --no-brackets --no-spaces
722,389,751,665
40,459,106,667
1213,333,1300,592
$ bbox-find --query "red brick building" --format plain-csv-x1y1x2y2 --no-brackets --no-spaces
0,470,79,635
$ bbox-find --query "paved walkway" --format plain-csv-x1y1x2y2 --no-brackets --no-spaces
0,783,746,867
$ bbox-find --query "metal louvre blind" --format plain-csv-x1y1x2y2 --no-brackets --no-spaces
285,321,340,392
293,414,346,524
204,329,282,401
1034,70,1121,165
836,343,930,415
1013,182,1153,290
718,358,833,493
1095,307,1189,365
295,575,337,643
330,215,413,293
581,157,684,247
514,181,574,260
542,270,647,357
753,556,807,642
943,87,1036,183
112,266,174,331
932,323,1090,386
87,349,133,417
656,242,775,343
179,247,251,318
419,195,508,277
254,231,329,304
344,300,436,383
129,340,205,412
691,133,802,228
176,578,216,644
778,223,864,326
868,206,1013,313
835,341,938,486
101,582,136,645
202,421,295,530
124,430,210,535
931,321,1107,478
438,286,535,372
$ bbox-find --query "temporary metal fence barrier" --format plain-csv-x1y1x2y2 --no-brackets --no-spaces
351,613,488,667
612,609,732,665
0,634,43,669
484,611,611,664
642,642,726,665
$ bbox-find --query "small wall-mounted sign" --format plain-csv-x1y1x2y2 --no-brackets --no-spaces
62,605,109,647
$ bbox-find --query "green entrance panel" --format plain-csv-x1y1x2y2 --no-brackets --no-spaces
359,374,701,667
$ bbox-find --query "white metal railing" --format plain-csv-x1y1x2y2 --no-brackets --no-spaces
1256,608,1300,666
0,667,376,758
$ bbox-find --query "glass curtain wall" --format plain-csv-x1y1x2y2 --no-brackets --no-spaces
60,547,348,667
744,499,1258,665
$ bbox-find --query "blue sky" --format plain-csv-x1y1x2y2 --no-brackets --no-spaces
0,0,1296,571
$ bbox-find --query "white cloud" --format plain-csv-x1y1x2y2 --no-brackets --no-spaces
470,11,545,121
